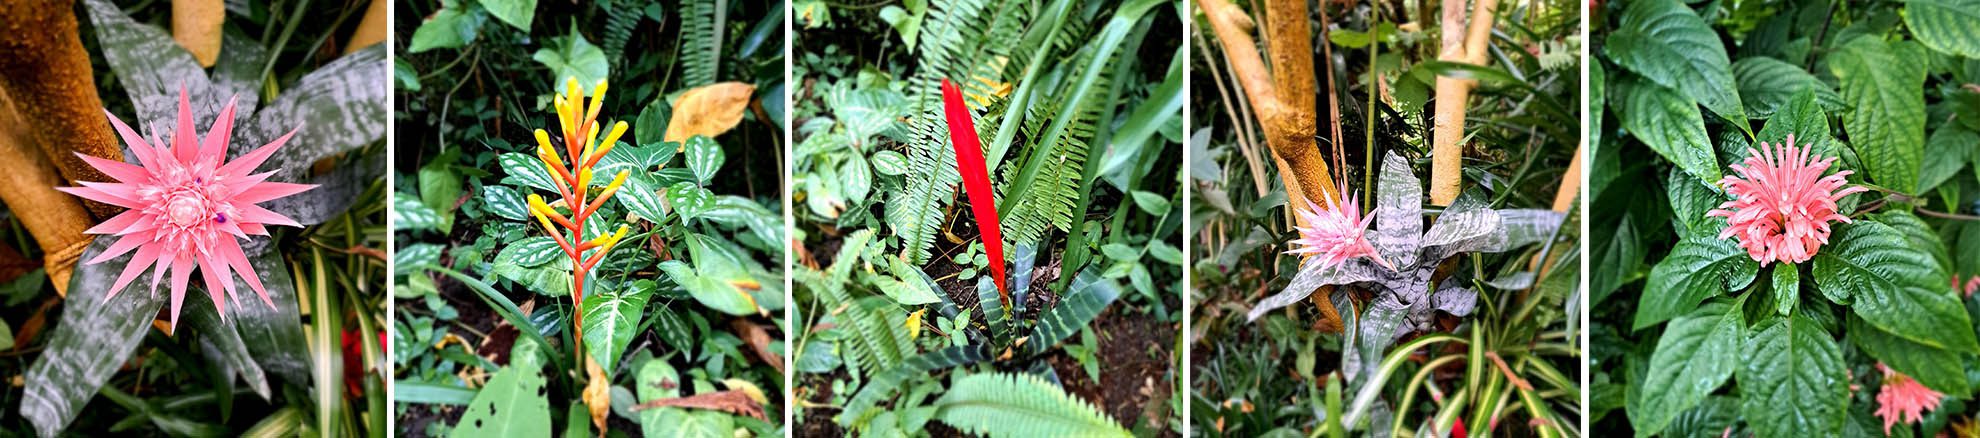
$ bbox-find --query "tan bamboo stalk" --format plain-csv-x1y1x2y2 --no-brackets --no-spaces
1429,0,1499,205
346,0,388,53
172,0,224,67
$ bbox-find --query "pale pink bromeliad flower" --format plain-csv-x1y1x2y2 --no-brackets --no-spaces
1875,363,1943,435
59,89,313,332
1705,134,1866,266
1285,194,1393,270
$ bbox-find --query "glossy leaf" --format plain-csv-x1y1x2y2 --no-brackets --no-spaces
871,150,910,176
1737,315,1847,437
1904,0,1980,58
1629,301,1742,437
1620,80,1720,187
1732,57,1843,119
498,237,563,268
617,174,670,223
1849,316,1968,394
499,152,558,193
1637,234,1758,329
482,0,535,30
1605,0,1747,125
667,182,716,222
1829,36,1926,194
1771,266,1798,316
1813,221,1980,353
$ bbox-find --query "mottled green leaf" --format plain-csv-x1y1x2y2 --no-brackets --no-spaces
581,279,653,375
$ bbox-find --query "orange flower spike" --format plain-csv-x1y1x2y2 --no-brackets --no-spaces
584,120,629,169
535,130,576,191
582,225,631,269
563,78,586,161
554,94,575,150
527,193,579,232
526,194,578,256
580,81,609,154
583,170,630,220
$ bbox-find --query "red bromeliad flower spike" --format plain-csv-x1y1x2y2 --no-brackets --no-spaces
940,78,1009,304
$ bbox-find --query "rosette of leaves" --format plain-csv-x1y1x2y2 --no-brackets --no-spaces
797,229,1130,436
20,1,385,435
1246,152,1565,382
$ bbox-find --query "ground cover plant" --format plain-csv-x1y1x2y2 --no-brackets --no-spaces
789,0,1186,435
390,0,787,435
0,0,389,435
1187,0,1582,435
1589,0,1980,435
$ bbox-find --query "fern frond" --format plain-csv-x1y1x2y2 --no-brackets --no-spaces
678,0,723,86
996,37,1116,247
601,0,641,64
934,372,1130,438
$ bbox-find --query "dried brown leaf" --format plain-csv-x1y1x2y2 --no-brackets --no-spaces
631,389,766,420
663,82,756,143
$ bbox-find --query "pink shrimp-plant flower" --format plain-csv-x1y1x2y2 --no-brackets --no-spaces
58,89,312,332
1874,363,1943,435
1285,194,1392,271
1705,134,1866,266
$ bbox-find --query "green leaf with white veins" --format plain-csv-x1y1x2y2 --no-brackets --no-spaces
1628,301,1743,437
1621,79,1720,187
482,185,530,221
872,150,910,176
1604,0,1747,128
498,152,557,193
1637,234,1757,329
581,280,653,375
685,136,725,185
498,237,563,268
1737,315,1847,437
667,182,716,222
1830,36,1926,194
1813,221,1980,353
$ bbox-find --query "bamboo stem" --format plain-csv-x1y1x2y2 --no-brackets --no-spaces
1429,0,1499,205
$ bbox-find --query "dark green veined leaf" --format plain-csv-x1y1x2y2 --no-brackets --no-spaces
581,278,654,375
1372,152,1424,269
1665,168,1724,239
839,345,990,428
977,272,1010,340
1733,57,1843,119
21,237,166,436
667,182,716,222
1771,266,1798,316
499,153,558,193
1663,396,1741,438
684,136,725,185
1829,36,1926,194
482,0,535,30
1849,316,1969,394
1620,79,1720,187
1753,89,1842,163
872,150,910,176
1628,301,1743,437
482,185,530,222
1637,234,1758,329
635,97,673,147
934,372,1131,438
1920,125,1978,191
649,299,696,356
1904,0,1980,58
1737,315,1847,437
450,338,551,437
1591,61,1606,169
616,174,670,223
498,237,563,268
1873,211,1952,275
534,30,608,95
1812,221,1980,352
393,192,443,232
1025,269,1121,357
407,0,488,52
1604,0,1748,126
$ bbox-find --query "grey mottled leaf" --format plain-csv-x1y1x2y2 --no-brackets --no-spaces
245,46,387,183
1373,153,1423,269
21,236,166,436
227,250,310,384
1431,281,1477,317
1247,257,1390,321
184,292,271,399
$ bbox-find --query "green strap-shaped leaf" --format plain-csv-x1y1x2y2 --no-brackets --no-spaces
20,237,166,436
450,338,551,437
1904,0,1980,58
1627,301,1742,437
1849,316,1969,394
1637,234,1758,329
934,372,1130,438
1830,36,1927,194
1737,315,1847,437
1604,0,1748,127
1813,221,1980,353
1025,269,1121,357
1620,78,1721,187
581,280,654,375
183,291,272,399
245,46,388,183
839,344,990,428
